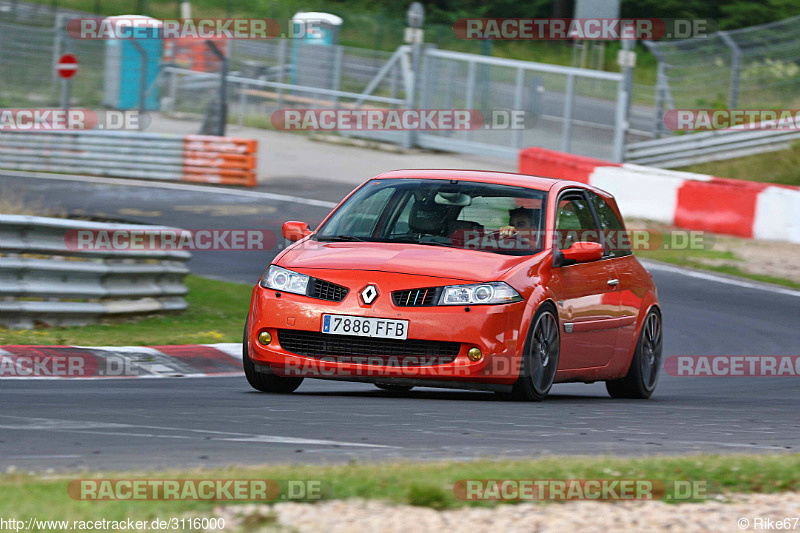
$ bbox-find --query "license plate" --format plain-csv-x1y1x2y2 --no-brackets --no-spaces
321,314,408,340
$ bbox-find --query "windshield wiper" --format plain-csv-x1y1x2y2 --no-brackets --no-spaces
316,235,369,242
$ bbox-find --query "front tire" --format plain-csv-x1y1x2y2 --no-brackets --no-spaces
243,321,303,393
606,309,662,399
507,303,560,402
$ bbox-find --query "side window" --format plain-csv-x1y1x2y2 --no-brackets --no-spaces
555,194,601,250
588,192,631,257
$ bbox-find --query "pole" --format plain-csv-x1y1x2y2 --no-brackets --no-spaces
718,31,741,109
58,14,71,112
130,40,147,131
406,38,422,149
614,23,636,161
61,77,71,112
205,40,229,136
620,25,635,127
561,74,574,153
404,2,425,149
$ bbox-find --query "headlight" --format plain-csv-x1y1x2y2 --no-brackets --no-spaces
438,282,522,305
260,265,310,295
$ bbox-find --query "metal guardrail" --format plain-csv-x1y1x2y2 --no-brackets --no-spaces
624,124,800,168
0,130,258,186
0,215,191,329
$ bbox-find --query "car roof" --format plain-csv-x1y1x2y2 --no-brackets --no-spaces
371,169,583,193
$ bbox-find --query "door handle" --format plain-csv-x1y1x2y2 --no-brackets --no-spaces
607,279,619,287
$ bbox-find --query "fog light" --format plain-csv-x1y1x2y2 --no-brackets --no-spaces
467,347,483,362
257,330,272,345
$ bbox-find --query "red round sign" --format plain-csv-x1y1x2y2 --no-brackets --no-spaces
57,53,79,79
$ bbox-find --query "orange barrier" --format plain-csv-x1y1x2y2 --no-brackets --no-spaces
182,135,257,187
164,39,228,72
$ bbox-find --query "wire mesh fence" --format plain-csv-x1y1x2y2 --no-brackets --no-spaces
164,40,408,131
0,19,105,108
644,15,800,136
415,49,625,159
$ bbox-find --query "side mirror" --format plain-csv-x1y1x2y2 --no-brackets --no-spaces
282,221,312,242
553,241,604,267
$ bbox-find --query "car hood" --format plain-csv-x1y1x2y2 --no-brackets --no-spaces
277,240,531,282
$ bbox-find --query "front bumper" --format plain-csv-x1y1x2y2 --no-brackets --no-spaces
249,270,527,385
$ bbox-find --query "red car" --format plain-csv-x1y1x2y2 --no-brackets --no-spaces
244,170,662,401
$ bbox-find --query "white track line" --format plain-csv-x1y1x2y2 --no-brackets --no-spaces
0,169,338,208
641,260,800,297
0,416,392,448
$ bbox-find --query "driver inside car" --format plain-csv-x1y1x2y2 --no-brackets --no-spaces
499,207,538,239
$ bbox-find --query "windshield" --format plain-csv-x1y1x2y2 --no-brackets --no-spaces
315,178,548,255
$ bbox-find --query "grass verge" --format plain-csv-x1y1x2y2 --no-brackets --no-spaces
677,142,800,187
0,275,253,346
0,454,797,525
636,252,800,290
628,222,800,290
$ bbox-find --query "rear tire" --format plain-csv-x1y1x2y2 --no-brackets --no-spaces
243,321,303,393
507,303,560,402
606,309,662,399
374,383,414,392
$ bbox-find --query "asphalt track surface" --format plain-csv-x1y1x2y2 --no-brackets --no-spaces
0,172,798,471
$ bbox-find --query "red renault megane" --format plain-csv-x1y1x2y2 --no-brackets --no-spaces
244,170,662,401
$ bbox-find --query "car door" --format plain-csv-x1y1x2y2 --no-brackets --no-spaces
586,191,641,362
552,190,621,370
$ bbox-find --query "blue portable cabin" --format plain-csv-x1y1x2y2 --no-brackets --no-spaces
289,12,343,88
102,15,162,110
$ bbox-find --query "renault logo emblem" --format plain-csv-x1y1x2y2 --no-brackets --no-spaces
360,284,379,305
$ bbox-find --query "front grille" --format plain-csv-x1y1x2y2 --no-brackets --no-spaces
277,329,460,365
392,287,441,307
309,278,349,302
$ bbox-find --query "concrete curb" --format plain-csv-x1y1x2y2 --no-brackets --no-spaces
0,343,242,379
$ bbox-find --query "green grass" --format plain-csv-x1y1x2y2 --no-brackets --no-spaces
678,142,800,187
635,250,800,290
0,454,797,527
635,247,800,290
625,224,800,290
0,275,253,346
638,251,800,290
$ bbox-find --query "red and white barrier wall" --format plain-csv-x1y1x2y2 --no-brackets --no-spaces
519,147,800,243
0,131,258,188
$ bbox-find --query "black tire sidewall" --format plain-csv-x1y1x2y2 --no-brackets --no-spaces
513,303,560,401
